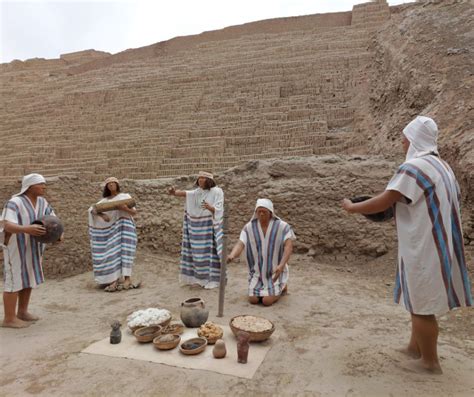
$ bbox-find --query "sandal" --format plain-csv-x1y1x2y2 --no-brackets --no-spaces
104,281,122,292
123,281,142,290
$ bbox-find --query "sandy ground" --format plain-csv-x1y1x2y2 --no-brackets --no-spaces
1,252,473,397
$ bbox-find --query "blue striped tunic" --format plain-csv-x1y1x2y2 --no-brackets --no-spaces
240,217,295,297
2,195,54,292
88,193,137,285
387,155,472,315
179,187,224,288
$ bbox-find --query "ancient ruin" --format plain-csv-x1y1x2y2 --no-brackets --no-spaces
1,0,472,277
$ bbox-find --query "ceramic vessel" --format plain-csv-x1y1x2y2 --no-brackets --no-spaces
32,215,64,244
180,297,209,328
237,331,250,364
212,339,226,359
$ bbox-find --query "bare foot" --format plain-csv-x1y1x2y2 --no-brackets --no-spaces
2,318,31,328
17,312,40,322
396,347,421,359
400,359,443,375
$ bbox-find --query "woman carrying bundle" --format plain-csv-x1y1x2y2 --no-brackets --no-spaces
88,177,138,292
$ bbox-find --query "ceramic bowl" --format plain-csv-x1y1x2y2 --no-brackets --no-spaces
133,325,162,343
153,334,181,350
179,337,207,355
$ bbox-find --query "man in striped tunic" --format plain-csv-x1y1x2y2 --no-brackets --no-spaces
342,116,472,374
1,174,58,328
227,198,295,306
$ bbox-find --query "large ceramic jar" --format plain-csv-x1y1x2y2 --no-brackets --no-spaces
180,297,209,328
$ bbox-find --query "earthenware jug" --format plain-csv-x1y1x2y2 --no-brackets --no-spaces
213,339,226,359
31,215,64,244
180,297,209,328
237,331,250,364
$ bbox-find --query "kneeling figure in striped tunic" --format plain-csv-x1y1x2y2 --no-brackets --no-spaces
227,198,295,306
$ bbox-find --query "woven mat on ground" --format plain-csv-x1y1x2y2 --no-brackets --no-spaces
81,325,275,379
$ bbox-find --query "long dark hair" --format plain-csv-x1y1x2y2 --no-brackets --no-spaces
102,183,120,198
195,177,216,190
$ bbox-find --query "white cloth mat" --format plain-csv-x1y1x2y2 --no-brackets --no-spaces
81,325,275,379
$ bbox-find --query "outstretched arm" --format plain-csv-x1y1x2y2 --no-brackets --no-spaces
226,241,245,263
168,186,186,198
341,190,403,214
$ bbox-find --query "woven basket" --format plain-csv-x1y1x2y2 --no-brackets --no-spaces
133,325,162,343
160,322,185,335
197,327,224,345
153,334,181,350
229,315,275,342
179,337,208,355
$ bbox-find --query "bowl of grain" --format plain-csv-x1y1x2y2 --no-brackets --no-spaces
229,315,275,342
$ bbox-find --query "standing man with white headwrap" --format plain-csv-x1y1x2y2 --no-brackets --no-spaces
1,173,61,328
342,116,472,374
227,198,295,306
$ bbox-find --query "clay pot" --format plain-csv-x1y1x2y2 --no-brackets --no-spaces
31,215,64,244
180,297,209,328
212,339,226,359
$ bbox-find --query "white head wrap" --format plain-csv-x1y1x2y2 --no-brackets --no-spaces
403,116,438,161
252,198,278,220
13,173,46,197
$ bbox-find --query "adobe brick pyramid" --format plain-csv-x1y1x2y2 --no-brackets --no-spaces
0,1,390,182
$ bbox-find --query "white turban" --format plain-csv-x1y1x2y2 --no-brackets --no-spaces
403,116,438,161
252,198,278,220
13,173,46,197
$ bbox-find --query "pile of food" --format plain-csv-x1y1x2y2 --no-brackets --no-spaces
231,315,273,333
158,334,176,343
127,308,171,330
197,321,224,343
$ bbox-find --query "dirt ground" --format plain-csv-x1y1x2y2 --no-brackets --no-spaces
1,252,473,397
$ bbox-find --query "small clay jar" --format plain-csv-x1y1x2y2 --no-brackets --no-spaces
180,297,209,328
212,339,226,359
237,331,250,364
110,320,122,344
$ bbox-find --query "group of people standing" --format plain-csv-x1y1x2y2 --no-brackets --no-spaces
1,115,472,375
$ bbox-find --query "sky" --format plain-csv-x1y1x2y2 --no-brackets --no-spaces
0,0,413,64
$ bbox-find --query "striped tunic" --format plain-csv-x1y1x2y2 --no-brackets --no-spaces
1,195,54,292
88,193,137,285
239,217,295,297
387,155,472,315
180,187,224,288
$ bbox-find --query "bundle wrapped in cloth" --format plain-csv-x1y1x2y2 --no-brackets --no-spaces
92,198,136,214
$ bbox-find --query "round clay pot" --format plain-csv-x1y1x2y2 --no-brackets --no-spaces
212,339,226,359
31,215,64,244
180,297,209,328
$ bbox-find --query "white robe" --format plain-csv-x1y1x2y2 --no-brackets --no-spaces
1,195,54,292
387,155,472,315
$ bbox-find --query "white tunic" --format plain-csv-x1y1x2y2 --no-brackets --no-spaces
387,155,472,315
1,195,54,292
239,217,296,297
